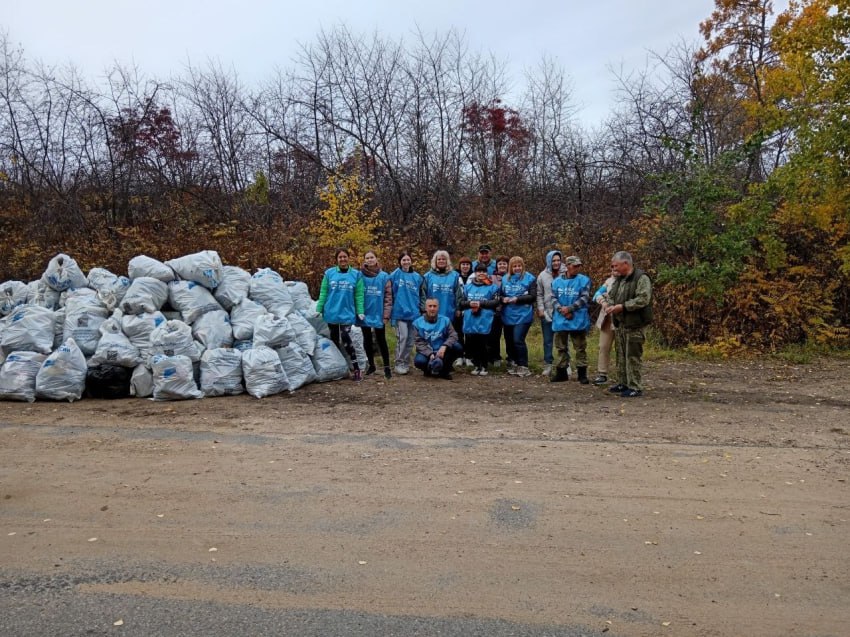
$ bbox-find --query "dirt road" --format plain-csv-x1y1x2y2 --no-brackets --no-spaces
1,358,848,636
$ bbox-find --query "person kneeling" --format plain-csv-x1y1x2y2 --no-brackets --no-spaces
413,298,462,380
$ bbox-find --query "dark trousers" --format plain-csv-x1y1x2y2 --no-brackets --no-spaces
361,326,390,369
329,323,359,370
487,314,503,363
465,333,489,368
452,314,466,355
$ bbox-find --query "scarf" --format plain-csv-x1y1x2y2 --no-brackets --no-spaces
361,263,381,277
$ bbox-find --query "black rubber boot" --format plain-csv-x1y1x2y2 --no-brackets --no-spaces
550,366,569,383
578,366,589,384
384,366,392,379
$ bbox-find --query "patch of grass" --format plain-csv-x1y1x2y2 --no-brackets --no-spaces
769,342,850,365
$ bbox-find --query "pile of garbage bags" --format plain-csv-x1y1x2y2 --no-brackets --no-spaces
0,251,363,402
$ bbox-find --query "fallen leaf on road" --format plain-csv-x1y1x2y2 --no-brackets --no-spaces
208,547,218,552
358,560,367,565
662,621,671,627
88,537,98,542
511,505,521,511
113,619,124,626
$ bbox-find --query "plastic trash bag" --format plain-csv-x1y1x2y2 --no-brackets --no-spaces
41,253,88,292
1,305,55,354
63,294,109,355
0,351,48,402
35,338,87,401
214,265,251,311
128,255,175,282
89,318,142,367
85,364,132,399
165,250,223,290
276,342,317,391
121,311,166,358
87,267,130,310
130,363,154,398
0,281,28,316
149,320,202,362
151,354,203,400
200,348,244,397
121,277,168,314
230,297,268,341
253,313,295,349
310,336,349,382
26,280,61,310
167,280,223,324
192,310,233,350
250,268,293,316
285,280,313,312
287,311,318,357
241,345,289,398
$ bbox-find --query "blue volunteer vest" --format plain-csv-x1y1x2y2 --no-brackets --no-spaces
424,270,460,319
390,268,423,321
501,272,536,326
358,270,389,328
551,274,591,332
412,314,452,351
322,266,362,325
462,282,499,334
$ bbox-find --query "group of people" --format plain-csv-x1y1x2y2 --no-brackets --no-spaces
315,245,652,397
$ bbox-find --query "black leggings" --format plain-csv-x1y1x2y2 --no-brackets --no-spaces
328,324,359,371
361,326,390,369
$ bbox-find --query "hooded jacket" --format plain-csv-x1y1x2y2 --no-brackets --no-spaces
536,250,562,321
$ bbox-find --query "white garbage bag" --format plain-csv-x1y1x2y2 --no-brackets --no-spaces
89,318,142,367
165,250,223,290
0,281,28,316
87,268,130,310
299,308,331,338
0,351,47,402
63,294,109,355
285,281,313,312
167,280,223,324
242,345,289,398
149,320,202,362
120,277,168,314
250,268,293,316
1,305,55,354
41,253,88,292
128,255,175,282
121,311,166,358
230,297,268,341
52,307,65,350
150,354,203,400
192,310,233,350
287,311,318,356
214,265,251,311
200,348,244,397
130,363,154,398
35,338,87,402
276,342,318,391
311,336,349,382
26,280,61,310
253,313,295,349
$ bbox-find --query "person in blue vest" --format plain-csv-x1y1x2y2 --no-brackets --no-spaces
389,251,425,375
550,255,592,384
460,262,501,376
500,256,537,378
412,298,462,380
357,250,393,379
471,244,496,275
423,250,463,322
316,248,366,381
452,256,475,368
488,255,510,367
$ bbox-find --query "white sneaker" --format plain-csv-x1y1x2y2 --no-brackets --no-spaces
394,365,409,375
471,367,481,376
507,361,517,375
464,358,475,368
515,366,532,377
478,368,488,377
541,364,552,377
453,357,464,369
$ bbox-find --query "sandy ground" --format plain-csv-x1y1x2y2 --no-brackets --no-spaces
1,357,848,636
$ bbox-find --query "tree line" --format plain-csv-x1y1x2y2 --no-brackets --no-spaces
1,0,848,350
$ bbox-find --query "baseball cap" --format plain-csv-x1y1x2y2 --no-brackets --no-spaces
565,256,583,266
478,244,492,253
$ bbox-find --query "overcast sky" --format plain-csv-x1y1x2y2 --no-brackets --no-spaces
5,0,724,129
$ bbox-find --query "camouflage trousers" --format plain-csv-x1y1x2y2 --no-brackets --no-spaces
614,327,645,391
554,330,588,369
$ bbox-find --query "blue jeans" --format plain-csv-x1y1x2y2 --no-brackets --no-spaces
504,322,532,367
414,342,462,375
540,318,554,364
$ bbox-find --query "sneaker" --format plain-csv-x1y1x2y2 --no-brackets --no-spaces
453,357,465,369
365,364,377,376
394,365,409,375
464,358,475,368
353,369,363,382
478,368,489,377
620,388,643,398
515,366,532,377
541,364,552,377
471,367,481,376
507,361,517,374
384,366,392,379
592,374,608,385
608,383,627,393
